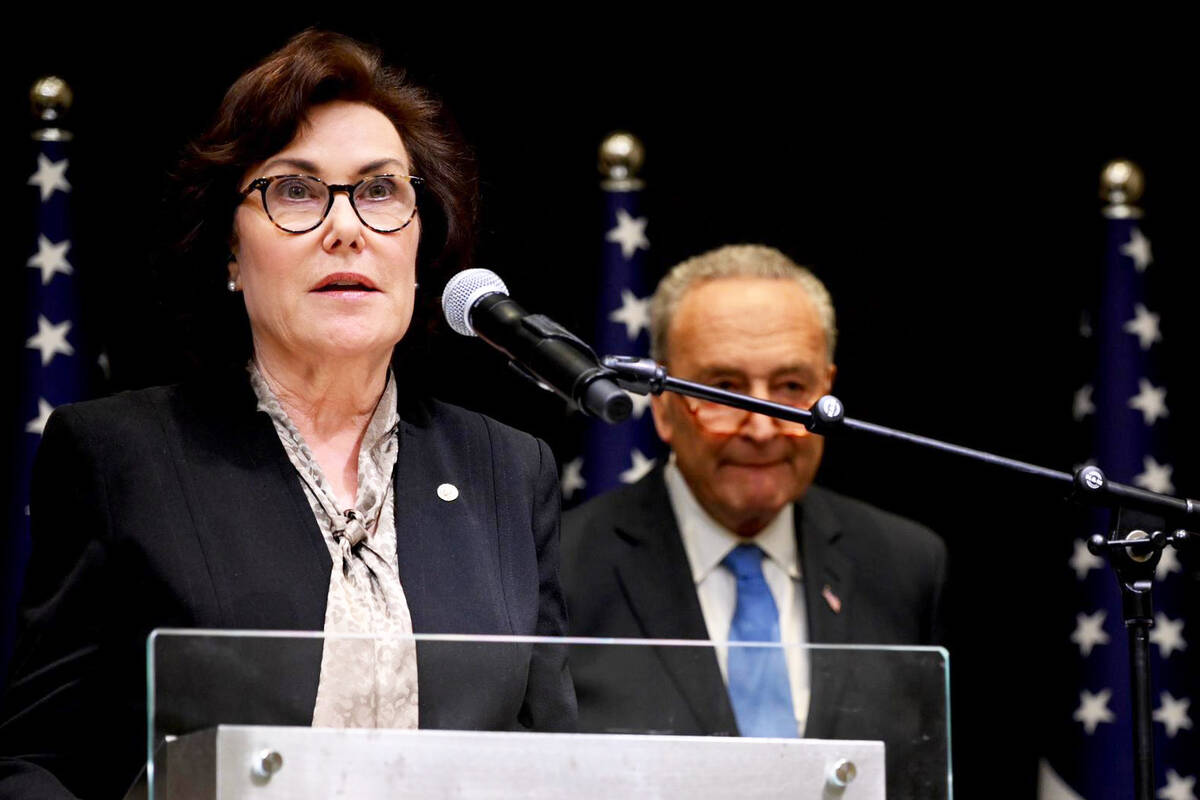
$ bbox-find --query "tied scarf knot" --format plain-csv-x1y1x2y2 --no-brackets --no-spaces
333,508,370,549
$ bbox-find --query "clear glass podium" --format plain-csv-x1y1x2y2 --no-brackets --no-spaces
140,631,950,799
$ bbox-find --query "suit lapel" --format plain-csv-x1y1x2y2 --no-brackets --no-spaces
167,374,332,630
390,407,441,630
796,486,858,739
389,392,511,635
613,470,739,736
798,487,854,644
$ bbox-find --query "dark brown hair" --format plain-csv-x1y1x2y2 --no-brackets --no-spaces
170,29,476,366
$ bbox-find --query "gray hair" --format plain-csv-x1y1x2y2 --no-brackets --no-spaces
649,244,837,364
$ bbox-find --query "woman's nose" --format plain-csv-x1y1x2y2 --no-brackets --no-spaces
322,193,365,251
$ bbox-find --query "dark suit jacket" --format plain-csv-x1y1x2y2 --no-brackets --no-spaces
561,468,948,796
0,372,575,800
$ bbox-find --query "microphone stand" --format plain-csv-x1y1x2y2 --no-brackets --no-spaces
604,355,1196,800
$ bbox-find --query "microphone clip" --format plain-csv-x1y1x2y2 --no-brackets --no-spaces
504,316,599,396
507,315,632,424
602,356,666,396
522,315,601,361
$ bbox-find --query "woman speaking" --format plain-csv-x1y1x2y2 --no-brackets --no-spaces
0,30,575,799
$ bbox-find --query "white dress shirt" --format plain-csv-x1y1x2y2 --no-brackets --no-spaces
663,458,810,736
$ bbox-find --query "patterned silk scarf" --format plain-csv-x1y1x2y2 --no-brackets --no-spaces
249,363,419,729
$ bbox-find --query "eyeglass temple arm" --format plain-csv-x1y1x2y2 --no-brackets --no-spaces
600,354,1200,525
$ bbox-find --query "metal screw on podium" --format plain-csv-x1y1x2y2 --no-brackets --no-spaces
250,749,283,783
826,758,857,789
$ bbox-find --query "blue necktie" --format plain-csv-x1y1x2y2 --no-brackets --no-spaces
722,544,797,738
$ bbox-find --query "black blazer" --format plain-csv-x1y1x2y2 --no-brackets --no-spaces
0,372,576,800
561,468,948,797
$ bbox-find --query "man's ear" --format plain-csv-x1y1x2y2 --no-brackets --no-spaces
650,394,675,445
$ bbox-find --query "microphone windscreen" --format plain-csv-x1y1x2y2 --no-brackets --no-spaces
441,268,509,337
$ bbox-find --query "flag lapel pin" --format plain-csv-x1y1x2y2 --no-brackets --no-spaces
822,584,842,614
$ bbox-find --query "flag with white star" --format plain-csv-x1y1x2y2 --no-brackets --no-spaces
1039,191,1196,798
5,134,93,677
560,152,660,507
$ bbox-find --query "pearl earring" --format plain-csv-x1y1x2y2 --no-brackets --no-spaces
227,279,239,293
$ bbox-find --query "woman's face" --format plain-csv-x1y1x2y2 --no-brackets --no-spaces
231,101,420,367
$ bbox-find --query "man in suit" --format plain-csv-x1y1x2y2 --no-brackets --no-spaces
561,245,947,794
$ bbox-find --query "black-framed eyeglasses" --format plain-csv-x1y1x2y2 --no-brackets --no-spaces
240,174,425,234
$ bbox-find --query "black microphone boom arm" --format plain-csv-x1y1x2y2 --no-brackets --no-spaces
472,294,632,424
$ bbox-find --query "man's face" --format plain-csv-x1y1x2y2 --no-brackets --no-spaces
650,277,836,536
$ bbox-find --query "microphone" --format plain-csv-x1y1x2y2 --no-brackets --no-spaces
442,269,632,424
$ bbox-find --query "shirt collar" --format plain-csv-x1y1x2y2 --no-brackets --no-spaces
663,455,800,585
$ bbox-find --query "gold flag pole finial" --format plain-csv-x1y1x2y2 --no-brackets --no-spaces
599,131,645,191
1100,159,1144,219
31,76,74,142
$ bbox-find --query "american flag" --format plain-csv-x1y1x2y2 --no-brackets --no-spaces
1038,172,1196,799
559,136,659,506
4,104,90,678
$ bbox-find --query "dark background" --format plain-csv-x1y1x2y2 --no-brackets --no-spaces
5,19,1197,797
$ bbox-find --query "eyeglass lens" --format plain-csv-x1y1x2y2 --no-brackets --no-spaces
264,176,417,232
684,396,813,437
